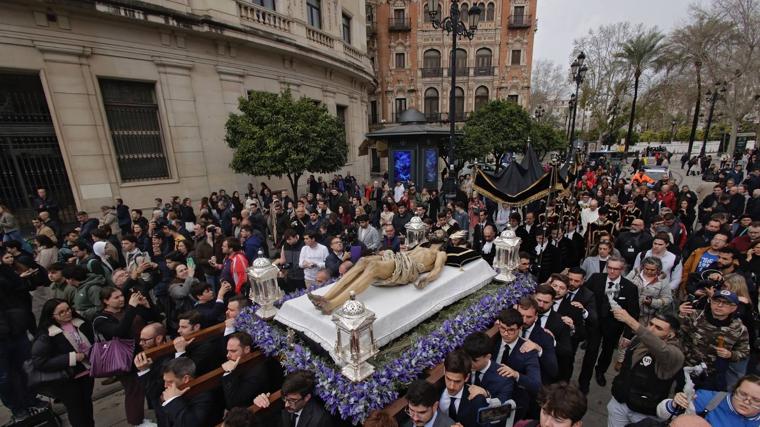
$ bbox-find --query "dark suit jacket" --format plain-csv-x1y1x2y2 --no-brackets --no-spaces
472,221,495,252
194,300,225,328
474,360,514,405
561,286,598,332
185,337,225,376
585,273,640,334
162,390,224,427
222,359,272,410
477,241,497,266
541,311,573,364
491,337,541,419
525,323,559,383
401,411,455,427
325,251,345,278
279,398,335,427
555,298,587,343
444,384,489,427
137,356,172,426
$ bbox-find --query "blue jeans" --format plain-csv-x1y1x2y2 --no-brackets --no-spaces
2,230,34,254
0,334,39,416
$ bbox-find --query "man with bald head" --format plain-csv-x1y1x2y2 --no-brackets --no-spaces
134,322,169,420
476,225,497,266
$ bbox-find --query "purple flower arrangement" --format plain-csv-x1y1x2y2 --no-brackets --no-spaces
236,276,535,424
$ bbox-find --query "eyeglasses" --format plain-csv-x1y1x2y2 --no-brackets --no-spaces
283,396,305,405
711,299,736,307
404,405,431,417
54,307,72,316
498,325,520,333
734,389,760,408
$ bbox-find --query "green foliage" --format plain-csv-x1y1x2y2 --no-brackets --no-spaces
225,90,347,197
463,100,532,166
531,121,567,157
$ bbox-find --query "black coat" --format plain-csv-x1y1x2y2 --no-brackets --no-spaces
221,358,278,410
278,398,335,427
585,273,640,334
445,384,489,427
162,389,224,427
184,337,225,377
31,318,94,377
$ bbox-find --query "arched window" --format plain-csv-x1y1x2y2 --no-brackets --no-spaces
424,88,439,120
423,49,442,77
486,2,495,21
455,48,467,76
474,86,489,110
460,2,469,23
478,2,486,20
454,87,465,120
423,3,430,22
475,48,492,75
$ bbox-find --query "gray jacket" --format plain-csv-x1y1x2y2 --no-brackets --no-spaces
357,224,381,251
0,211,19,233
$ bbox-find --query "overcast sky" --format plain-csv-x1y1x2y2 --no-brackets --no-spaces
534,0,701,67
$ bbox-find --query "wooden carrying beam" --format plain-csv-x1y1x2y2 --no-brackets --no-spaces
379,324,499,419
217,390,283,427
179,351,264,398
144,323,226,360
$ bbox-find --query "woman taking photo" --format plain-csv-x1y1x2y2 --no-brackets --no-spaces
93,287,160,426
31,298,95,427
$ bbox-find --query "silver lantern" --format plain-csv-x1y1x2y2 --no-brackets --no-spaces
493,227,522,282
404,216,427,249
332,291,378,382
246,250,284,320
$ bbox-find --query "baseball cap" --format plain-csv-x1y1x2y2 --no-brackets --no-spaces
712,289,739,305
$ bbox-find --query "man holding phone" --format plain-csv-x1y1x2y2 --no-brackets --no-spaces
678,290,750,390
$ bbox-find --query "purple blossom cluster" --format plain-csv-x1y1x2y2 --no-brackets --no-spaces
236,276,535,424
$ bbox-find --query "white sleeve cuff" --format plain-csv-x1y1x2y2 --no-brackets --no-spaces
162,396,180,407
68,352,77,367
224,326,236,336
137,368,151,377
175,351,185,358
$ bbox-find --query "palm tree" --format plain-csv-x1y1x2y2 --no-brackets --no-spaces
615,29,665,152
664,15,732,157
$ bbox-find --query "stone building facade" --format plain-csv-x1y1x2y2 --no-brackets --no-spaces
366,0,537,125
0,0,373,221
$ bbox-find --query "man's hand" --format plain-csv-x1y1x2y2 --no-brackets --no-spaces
221,357,240,373
714,346,732,359
497,363,520,380
673,392,691,409
209,256,218,268
173,336,194,353
225,317,236,329
128,292,142,307
611,307,636,327
134,352,153,371
162,382,187,402
253,393,271,408
75,352,86,362
561,316,575,329
218,282,232,299
19,268,38,278
520,339,541,354
467,384,489,400
678,302,695,317
570,301,585,311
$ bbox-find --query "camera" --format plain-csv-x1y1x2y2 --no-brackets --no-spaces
207,225,216,233
279,262,292,270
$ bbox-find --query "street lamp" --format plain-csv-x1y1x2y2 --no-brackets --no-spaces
566,94,576,139
568,52,588,148
700,81,727,156
429,1,480,201
670,119,677,143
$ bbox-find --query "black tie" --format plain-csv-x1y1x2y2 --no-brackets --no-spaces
449,396,457,419
521,328,528,339
608,281,615,289
566,291,575,301
290,413,298,427
474,371,483,386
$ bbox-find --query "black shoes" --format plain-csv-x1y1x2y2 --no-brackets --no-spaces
595,371,607,387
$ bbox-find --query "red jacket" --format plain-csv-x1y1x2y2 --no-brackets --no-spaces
658,191,676,211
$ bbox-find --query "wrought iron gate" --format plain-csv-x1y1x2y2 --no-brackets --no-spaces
0,72,76,226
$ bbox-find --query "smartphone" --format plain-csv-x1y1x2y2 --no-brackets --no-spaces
187,257,196,270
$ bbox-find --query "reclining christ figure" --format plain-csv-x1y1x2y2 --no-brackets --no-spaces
308,234,481,314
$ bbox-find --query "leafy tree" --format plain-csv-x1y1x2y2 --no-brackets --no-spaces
463,100,532,171
615,28,666,152
225,90,346,198
531,121,567,158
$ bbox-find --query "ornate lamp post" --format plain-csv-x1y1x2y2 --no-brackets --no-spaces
568,52,588,146
670,119,677,143
534,105,546,122
428,1,480,202
700,81,726,156
332,291,378,381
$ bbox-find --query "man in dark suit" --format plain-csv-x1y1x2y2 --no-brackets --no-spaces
532,283,574,383
578,256,640,394
462,332,514,406
563,218,586,268
190,282,228,328
547,274,586,382
173,311,225,376
560,267,597,380
532,230,562,283
401,380,456,427
134,323,171,426
476,225,498,266
491,308,541,421
325,236,351,278
221,332,275,410
516,212,538,253
515,296,559,384
254,370,335,427
160,357,224,427
438,350,489,427
472,211,495,252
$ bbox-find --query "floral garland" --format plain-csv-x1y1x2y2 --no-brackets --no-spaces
236,275,535,424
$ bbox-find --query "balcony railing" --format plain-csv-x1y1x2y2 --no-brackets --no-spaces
508,14,532,29
306,26,335,48
389,18,411,31
439,111,471,122
473,66,495,76
343,42,362,62
421,67,443,78
455,67,469,77
425,112,441,122
237,1,292,34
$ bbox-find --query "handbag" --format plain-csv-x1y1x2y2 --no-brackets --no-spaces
88,335,135,378
22,359,71,390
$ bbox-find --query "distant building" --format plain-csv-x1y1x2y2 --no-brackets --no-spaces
0,0,373,222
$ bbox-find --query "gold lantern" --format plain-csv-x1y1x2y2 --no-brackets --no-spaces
246,250,284,320
493,227,522,282
404,216,427,248
332,291,378,381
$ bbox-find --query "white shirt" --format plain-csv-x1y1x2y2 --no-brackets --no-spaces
394,184,405,203
580,208,599,235
482,241,494,254
495,338,519,363
439,386,464,415
633,249,682,290
299,243,328,281
605,275,622,307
